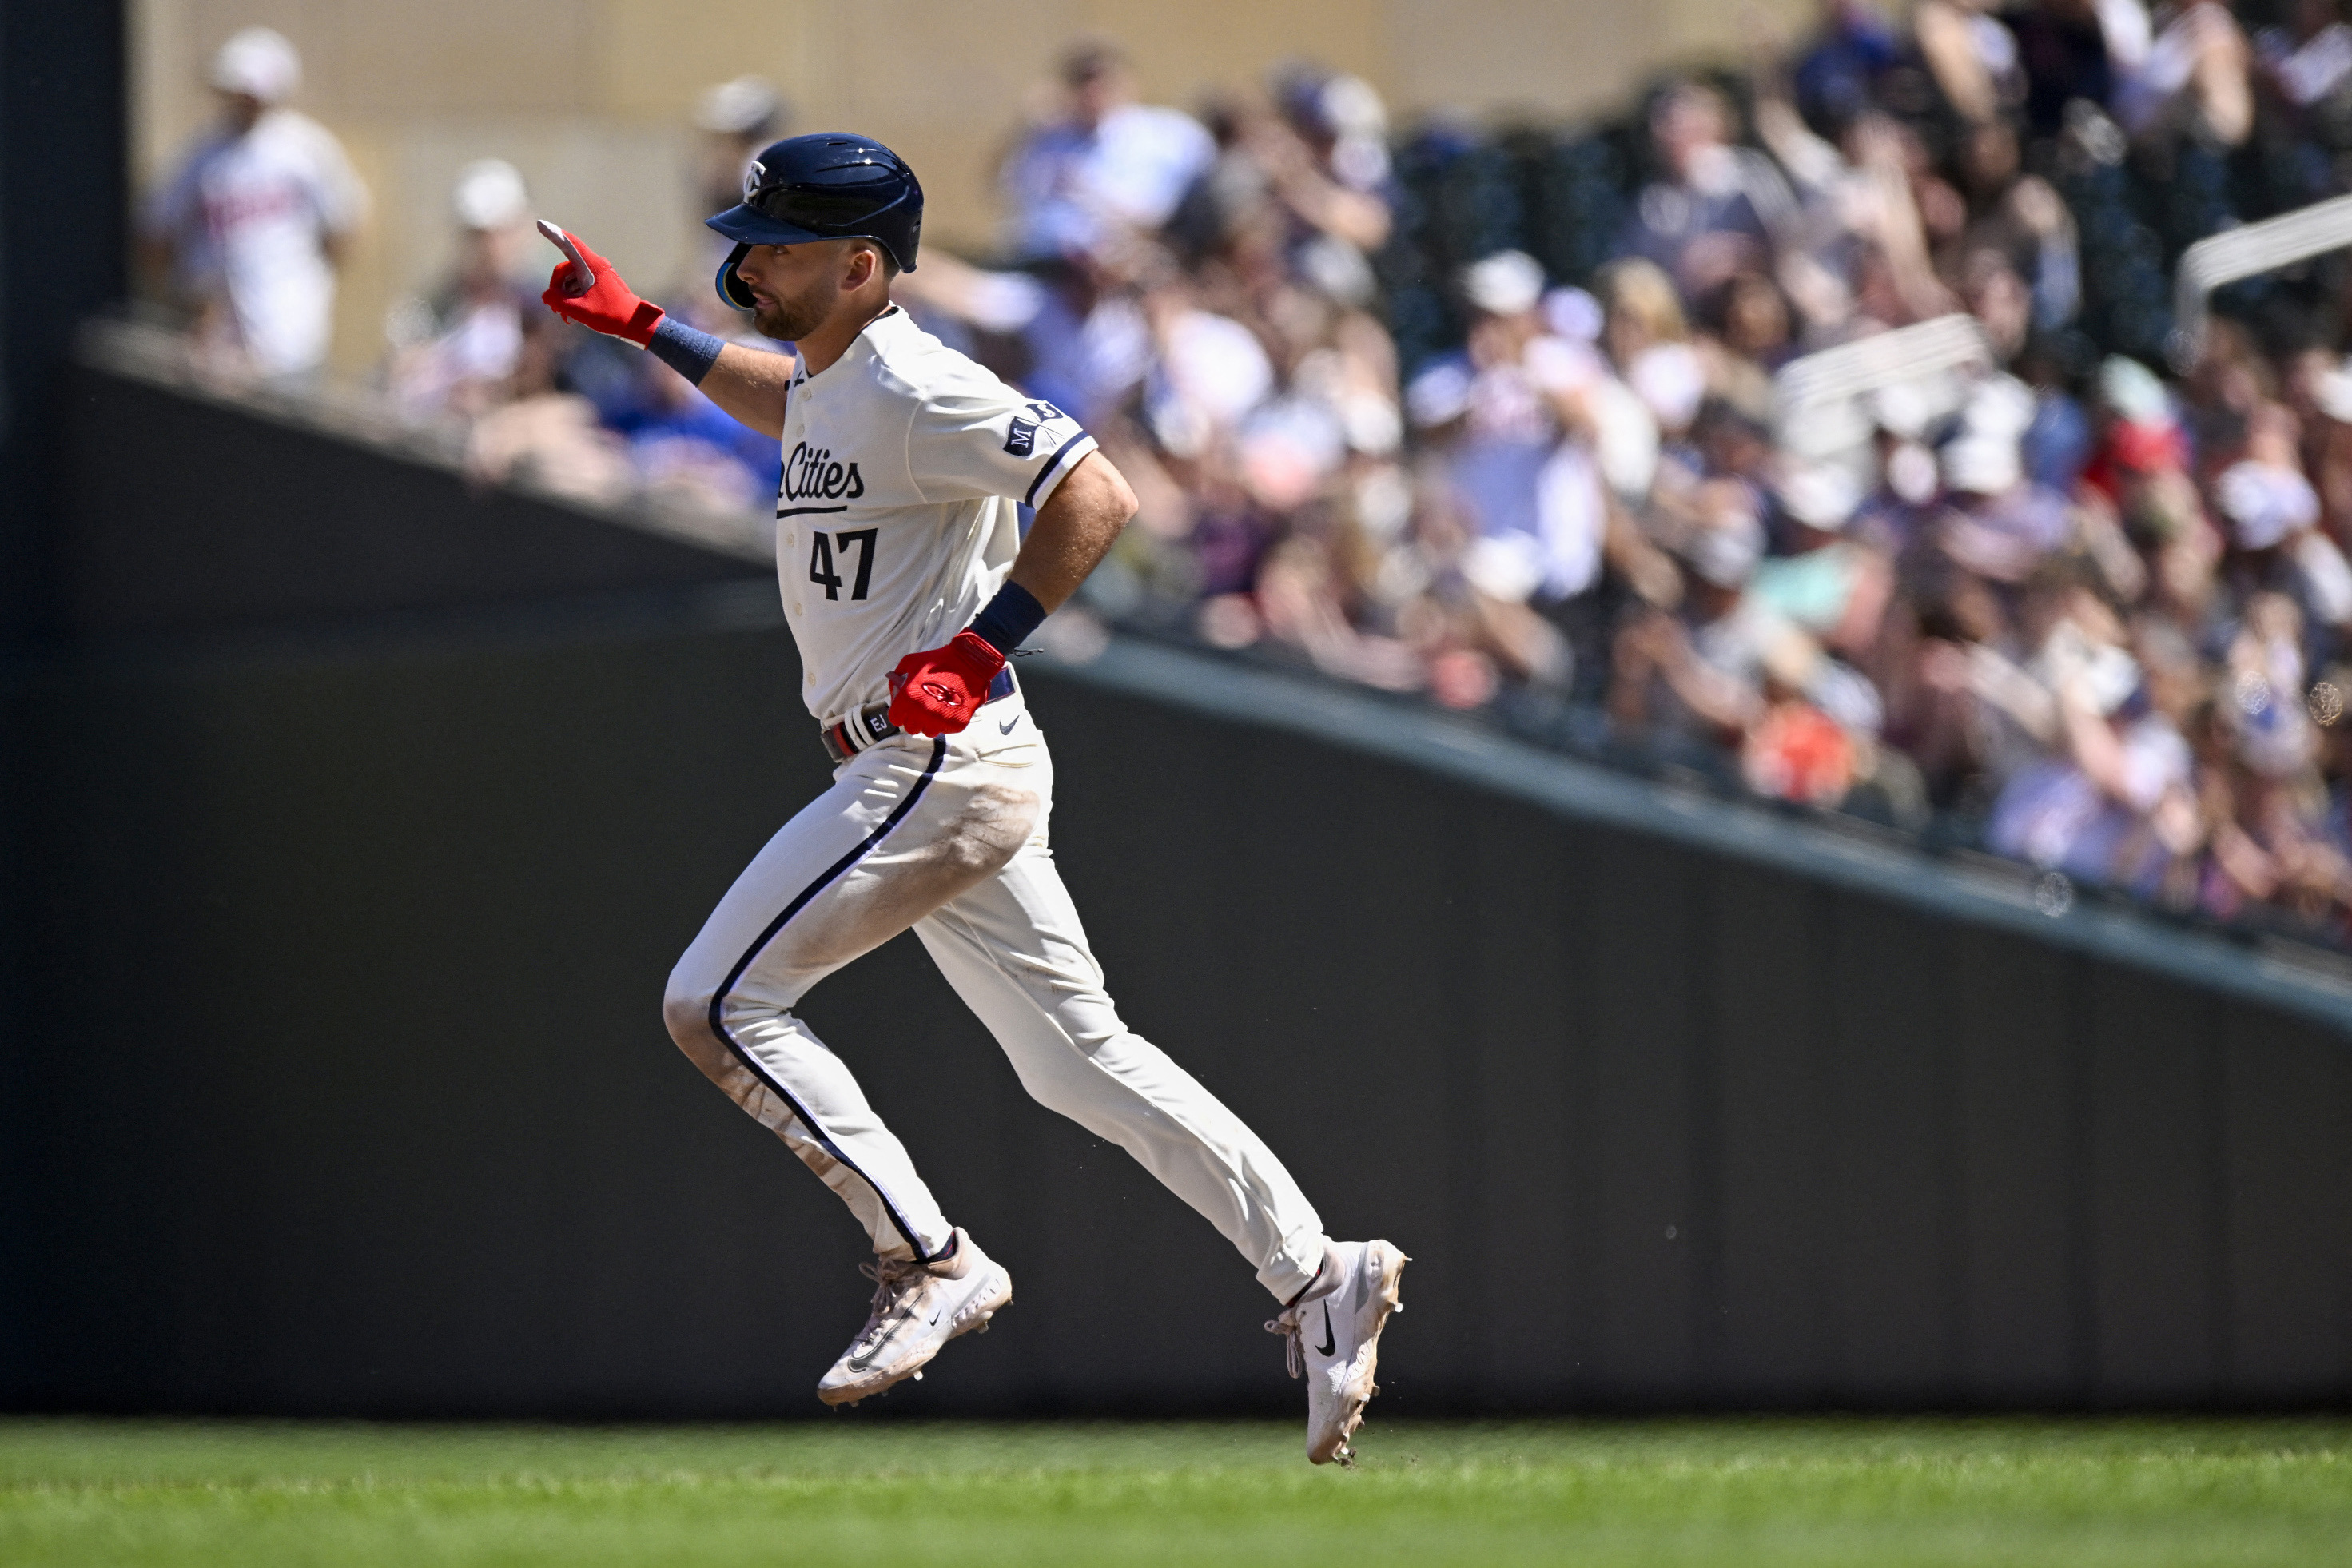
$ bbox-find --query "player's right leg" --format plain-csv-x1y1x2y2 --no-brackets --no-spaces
659,730,1029,1401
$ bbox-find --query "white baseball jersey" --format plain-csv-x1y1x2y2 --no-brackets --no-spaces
142,109,367,376
774,306,1097,726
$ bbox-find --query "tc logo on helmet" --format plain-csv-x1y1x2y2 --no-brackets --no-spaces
743,161,766,201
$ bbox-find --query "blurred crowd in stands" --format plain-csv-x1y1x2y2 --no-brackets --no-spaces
137,8,2352,945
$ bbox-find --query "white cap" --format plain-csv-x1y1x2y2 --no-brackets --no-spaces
1319,74,1388,140
2099,355,2171,424
1461,250,1546,317
1962,374,2037,440
1463,534,1545,604
1781,462,1861,531
1941,434,2021,495
2215,460,2321,549
1872,378,1937,440
1682,516,1763,588
451,159,529,231
210,26,300,104
1629,342,1706,433
694,75,782,137
1887,440,1940,504
1405,360,1472,428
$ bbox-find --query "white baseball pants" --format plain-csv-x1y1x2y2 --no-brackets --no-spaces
661,687,1331,1303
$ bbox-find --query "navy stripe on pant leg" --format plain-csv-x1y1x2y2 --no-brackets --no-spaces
707,737,948,1260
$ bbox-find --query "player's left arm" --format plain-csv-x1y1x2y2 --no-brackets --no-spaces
885,452,1137,738
1006,452,1138,612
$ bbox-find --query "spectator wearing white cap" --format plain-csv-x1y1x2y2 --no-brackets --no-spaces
2215,403,2352,652
689,76,788,300
385,159,537,421
1933,376,2074,583
1751,460,1896,656
1408,251,1628,613
140,27,367,380
694,76,786,209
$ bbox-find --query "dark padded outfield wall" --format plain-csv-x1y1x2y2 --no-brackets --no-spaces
7,583,2350,1417
0,0,131,1410
56,340,773,639
6,353,2350,1417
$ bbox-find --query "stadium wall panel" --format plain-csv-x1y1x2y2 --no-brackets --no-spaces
7,588,2352,1416
9,363,2351,1415
56,352,770,640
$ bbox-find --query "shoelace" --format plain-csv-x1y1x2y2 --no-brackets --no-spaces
852,1256,925,1351
1264,1306,1304,1379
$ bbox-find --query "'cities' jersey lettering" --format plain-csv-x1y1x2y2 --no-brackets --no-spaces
782,444,865,504
774,307,1096,727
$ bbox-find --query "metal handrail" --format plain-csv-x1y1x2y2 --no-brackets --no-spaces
2170,190,2352,368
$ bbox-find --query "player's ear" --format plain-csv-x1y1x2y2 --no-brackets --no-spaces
839,240,873,291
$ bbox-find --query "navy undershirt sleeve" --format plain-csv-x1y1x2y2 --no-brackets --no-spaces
647,315,725,385
969,580,1047,658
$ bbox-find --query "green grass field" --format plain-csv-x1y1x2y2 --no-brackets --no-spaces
3,1415,2349,1566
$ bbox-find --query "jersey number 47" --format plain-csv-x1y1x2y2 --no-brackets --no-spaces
810,528,877,600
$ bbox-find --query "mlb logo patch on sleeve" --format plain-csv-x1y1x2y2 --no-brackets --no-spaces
1004,416,1038,457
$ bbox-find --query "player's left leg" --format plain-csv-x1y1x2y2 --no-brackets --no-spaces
913,838,1331,1301
909,742,1406,1463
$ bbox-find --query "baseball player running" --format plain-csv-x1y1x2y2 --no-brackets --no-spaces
539,134,1403,1464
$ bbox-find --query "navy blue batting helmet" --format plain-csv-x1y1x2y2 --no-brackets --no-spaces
707,133,922,308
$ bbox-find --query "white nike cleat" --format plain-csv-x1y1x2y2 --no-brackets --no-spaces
1266,1239,1408,1466
816,1228,1013,1407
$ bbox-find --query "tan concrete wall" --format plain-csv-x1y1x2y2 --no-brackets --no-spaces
133,0,1811,372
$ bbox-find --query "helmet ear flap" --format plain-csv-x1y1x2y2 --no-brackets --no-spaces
716,243,758,310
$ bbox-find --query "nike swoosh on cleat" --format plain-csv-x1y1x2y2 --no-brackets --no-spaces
1315,1303,1336,1357
847,1317,908,1374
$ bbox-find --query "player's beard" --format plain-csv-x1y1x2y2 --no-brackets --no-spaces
754,272,840,343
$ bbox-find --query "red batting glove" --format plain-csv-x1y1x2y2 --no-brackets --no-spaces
886,631,1006,738
539,233,665,346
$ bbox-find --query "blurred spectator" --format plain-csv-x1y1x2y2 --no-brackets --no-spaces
689,76,789,293
694,76,788,215
140,27,366,381
157,12,2352,948
1623,81,1797,300
1001,41,1216,261
384,160,537,421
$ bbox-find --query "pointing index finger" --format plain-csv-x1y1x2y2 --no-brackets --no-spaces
535,219,592,296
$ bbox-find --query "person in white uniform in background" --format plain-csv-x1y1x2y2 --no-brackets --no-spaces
539,133,1404,1465
141,27,367,382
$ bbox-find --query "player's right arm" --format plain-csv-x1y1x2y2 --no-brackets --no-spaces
536,228,792,438
688,343,794,440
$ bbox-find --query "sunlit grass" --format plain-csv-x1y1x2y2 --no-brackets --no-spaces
3,1415,2349,1566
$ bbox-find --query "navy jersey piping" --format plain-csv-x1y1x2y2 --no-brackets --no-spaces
1023,431,1093,507
705,735,949,1259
